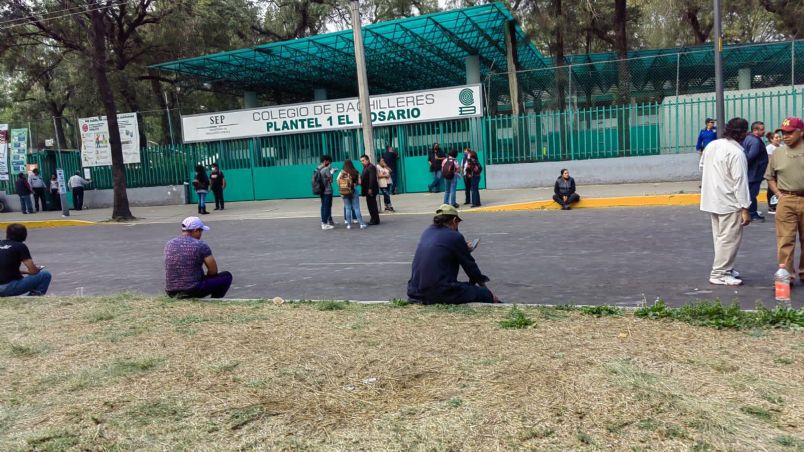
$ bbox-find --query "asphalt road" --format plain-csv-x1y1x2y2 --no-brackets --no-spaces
26,206,801,308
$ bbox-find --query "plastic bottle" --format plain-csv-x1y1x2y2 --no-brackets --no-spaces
774,265,791,302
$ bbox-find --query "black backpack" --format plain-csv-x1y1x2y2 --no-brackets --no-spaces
312,168,325,195
442,157,456,180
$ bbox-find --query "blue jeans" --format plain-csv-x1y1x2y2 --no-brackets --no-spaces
380,187,393,207
470,176,481,206
0,271,52,296
443,177,458,205
428,170,442,192
748,181,762,217
320,193,333,224
19,195,33,214
342,194,366,226
197,191,207,209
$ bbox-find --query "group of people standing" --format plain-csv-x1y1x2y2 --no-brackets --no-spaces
427,143,483,208
317,153,394,230
699,116,804,286
193,163,226,215
14,169,90,213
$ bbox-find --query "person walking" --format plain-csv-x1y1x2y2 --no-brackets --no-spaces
766,131,782,213
316,155,336,230
382,145,400,194
765,117,804,283
49,174,61,211
209,163,226,211
552,169,581,210
696,118,717,154
68,171,90,211
337,160,368,229
741,121,769,222
15,172,33,214
461,147,472,205
0,224,51,297
360,154,380,225
427,143,445,193
28,168,47,212
193,165,210,215
377,157,395,212
465,150,482,207
700,117,752,286
164,216,232,299
441,148,460,208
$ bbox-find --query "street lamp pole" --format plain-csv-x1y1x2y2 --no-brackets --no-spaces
713,0,725,137
350,0,375,162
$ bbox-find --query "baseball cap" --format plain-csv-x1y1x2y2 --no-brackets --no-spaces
181,216,210,231
436,204,462,220
779,117,804,133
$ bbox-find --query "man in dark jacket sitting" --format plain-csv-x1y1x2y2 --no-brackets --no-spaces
553,168,580,210
407,204,500,304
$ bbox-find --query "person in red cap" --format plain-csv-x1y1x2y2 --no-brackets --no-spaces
765,117,804,282
164,216,232,298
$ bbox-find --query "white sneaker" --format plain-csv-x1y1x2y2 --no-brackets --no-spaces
346,224,351,230
709,275,743,286
352,219,359,224
321,224,334,230
360,224,368,230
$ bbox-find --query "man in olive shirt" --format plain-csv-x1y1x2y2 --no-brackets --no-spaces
764,117,804,282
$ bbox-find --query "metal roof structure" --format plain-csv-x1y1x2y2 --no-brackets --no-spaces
152,2,545,102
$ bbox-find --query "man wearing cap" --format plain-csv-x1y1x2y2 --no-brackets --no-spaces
164,216,232,298
696,118,717,154
765,117,804,282
407,204,501,304
741,121,768,222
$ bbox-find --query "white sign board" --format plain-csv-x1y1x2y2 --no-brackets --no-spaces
0,124,8,181
56,169,67,194
79,112,141,167
181,85,483,143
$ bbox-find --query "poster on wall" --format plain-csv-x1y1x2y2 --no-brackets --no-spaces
10,128,28,174
0,124,9,181
79,112,141,167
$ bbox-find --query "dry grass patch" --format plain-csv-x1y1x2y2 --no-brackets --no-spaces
0,296,801,450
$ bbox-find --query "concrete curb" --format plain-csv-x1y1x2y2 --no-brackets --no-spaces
0,219,97,229
468,193,701,212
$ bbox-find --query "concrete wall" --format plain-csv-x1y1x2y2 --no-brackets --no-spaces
486,153,701,189
1,185,186,212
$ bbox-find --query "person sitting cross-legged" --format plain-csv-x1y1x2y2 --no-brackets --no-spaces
0,224,52,297
164,216,232,299
552,169,581,210
407,204,501,305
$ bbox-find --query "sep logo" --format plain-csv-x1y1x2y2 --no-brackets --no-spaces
210,115,225,125
458,88,477,116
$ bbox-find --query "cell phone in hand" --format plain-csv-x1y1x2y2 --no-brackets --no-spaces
468,238,480,252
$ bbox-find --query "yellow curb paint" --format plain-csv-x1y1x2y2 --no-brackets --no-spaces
0,220,97,229
469,193,701,213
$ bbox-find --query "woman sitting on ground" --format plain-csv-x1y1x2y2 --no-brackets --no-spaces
553,169,580,210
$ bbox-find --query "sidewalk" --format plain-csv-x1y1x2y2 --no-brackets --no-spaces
0,180,701,227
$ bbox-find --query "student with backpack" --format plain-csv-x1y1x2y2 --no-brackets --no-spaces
337,160,368,229
465,150,483,207
441,148,460,208
313,155,336,230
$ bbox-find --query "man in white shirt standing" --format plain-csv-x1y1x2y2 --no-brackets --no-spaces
68,171,91,211
700,117,752,286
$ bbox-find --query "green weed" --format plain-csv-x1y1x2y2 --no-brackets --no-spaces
636,300,804,330
520,426,555,440
498,307,535,329
317,301,347,311
447,397,463,408
740,405,774,421
26,429,80,451
87,309,115,323
775,435,804,448
580,305,623,317
126,399,188,425
228,405,276,430
389,298,409,307
106,357,163,377
576,432,594,445
9,342,45,358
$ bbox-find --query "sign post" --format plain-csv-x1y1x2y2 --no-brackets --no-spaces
350,0,375,162
713,0,725,137
53,116,70,217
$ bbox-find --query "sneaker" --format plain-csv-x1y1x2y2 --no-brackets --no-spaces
768,210,776,215
321,224,334,230
727,269,741,279
346,224,351,230
709,275,743,286
352,219,358,224
360,224,368,230
751,214,766,223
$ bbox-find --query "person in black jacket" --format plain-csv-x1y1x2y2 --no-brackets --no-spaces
553,169,580,210
210,163,226,210
360,155,380,225
15,172,34,214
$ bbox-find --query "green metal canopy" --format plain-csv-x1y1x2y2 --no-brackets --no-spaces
152,2,546,101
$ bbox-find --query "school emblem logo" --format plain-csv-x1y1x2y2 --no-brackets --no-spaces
458,88,477,116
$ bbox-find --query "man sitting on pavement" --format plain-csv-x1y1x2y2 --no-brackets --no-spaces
0,224,51,297
164,216,232,299
407,204,501,304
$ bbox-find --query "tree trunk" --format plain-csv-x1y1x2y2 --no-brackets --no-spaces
89,5,133,220
48,104,68,149
613,0,631,156
553,0,570,160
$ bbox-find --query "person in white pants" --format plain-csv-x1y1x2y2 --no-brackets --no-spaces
699,117,752,286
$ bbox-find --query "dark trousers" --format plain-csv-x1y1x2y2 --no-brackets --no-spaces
553,193,580,207
463,175,472,204
390,170,399,194
320,193,333,224
748,180,762,216
167,271,233,299
72,187,84,210
365,195,380,224
50,189,61,211
212,186,224,209
470,176,481,207
409,282,494,305
32,187,46,212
